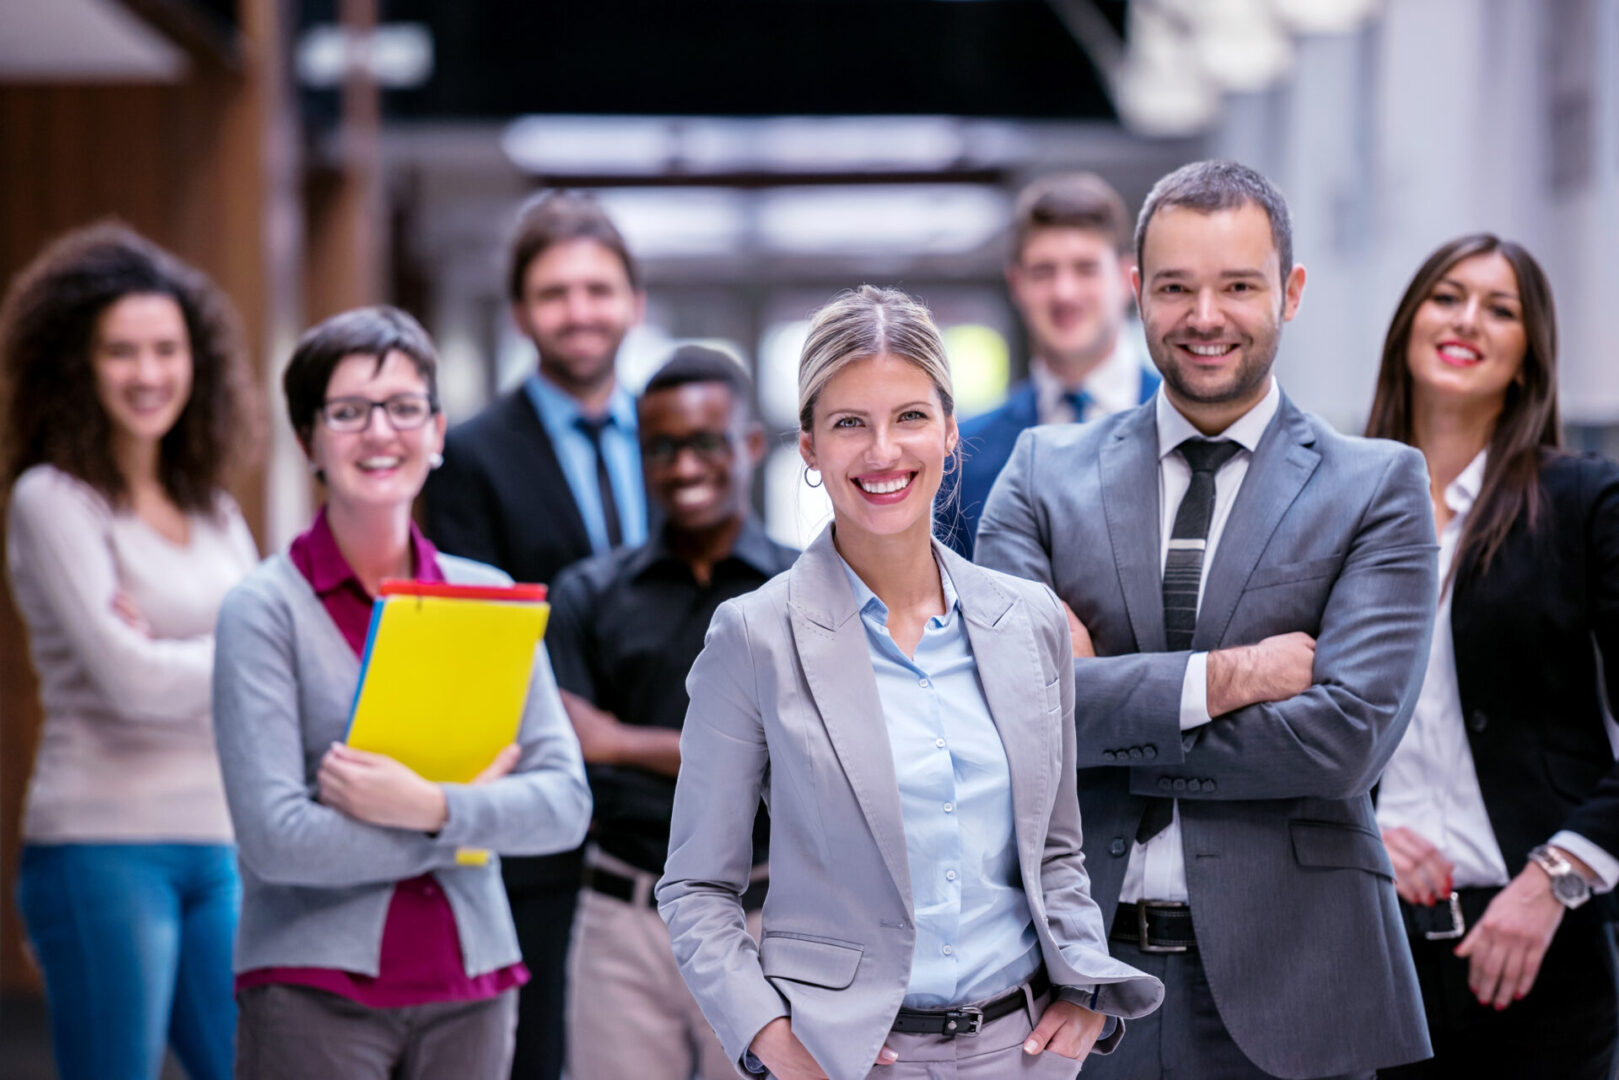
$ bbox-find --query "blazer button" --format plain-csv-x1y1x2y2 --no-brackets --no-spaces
1468,709,1488,733
1128,747,1144,760
1143,745,1157,759
1203,779,1216,793
1102,750,1117,762
1185,779,1201,793
1158,777,1173,792
1172,778,1188,792
1110,837,1127,856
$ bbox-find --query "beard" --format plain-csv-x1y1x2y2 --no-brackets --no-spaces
1146,323,1280,406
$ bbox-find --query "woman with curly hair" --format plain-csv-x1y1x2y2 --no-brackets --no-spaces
1,222,257,1080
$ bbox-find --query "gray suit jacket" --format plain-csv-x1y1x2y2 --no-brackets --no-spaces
976,394,1438,1078
657,528,1163,1080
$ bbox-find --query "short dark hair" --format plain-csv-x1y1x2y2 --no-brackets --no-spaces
643,344,751,400
1011,172,1131,261
0,221,253,512
282,306,439,448
1135,160,1294,282
507,191,639,302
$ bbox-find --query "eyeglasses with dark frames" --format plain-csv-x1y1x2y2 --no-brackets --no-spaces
319,393,436,432
641,431,733,465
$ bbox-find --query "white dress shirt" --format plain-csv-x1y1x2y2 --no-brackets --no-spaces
1031,332,1152,424
1377,450,1618,892
1119,379,1280,903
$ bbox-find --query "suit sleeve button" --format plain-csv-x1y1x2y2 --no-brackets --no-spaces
1158,777,1173,791
1128,747,1144,760
1102,750,1117,762
1144,745,1157,759
1172,778,1188,792
1109,837,1127,856
1185,779,1201,793
1468,709,1488,733
1204,779,1216,793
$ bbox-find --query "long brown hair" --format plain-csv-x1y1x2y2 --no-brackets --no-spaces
0,222,253,513
1364,234,1561,577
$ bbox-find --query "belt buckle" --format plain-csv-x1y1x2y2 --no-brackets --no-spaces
942,1006,983,1037
1423,892,1466,941
1138,900,1190,954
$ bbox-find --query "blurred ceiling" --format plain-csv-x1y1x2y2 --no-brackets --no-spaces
301,0,1128,122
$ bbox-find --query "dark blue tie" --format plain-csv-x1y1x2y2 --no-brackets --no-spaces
574,415,624,550
1063,389,1093,423
1139,437,1242,843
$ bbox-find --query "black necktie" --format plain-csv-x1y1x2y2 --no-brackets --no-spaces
1139,437,1243,843
574,415,623,550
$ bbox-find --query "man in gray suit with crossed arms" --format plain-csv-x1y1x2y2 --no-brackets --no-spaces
976,160,1437,1079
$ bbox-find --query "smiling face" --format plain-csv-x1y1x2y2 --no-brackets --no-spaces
512,237,643,397
92,292,194,454
798,353,958,545
1134,202,1305,428
1404,251,1527,415
307,350,446,514
639,381,763,534
1008,226,1131,377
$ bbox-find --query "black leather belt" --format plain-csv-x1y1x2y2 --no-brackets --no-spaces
583,864,768,913
1111,901,1197,953
890,970,1050,1037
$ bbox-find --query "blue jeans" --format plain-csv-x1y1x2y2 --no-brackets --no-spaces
16,843,240,1080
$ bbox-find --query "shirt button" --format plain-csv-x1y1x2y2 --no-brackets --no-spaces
942,945,953,956
936,738,947,748
943,802,954,813
946,870,957,881
919,678,931,688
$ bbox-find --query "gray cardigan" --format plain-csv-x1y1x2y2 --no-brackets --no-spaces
212,551,591,977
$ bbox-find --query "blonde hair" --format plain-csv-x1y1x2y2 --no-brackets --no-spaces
797,285,954,432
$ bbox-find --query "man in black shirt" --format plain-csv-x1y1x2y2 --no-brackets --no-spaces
546,345,794,1080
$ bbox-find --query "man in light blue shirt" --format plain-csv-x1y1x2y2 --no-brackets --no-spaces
421,189,651,1080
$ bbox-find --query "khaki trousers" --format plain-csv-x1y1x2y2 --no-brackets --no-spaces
868,985,1084,1080
566,850,763,1080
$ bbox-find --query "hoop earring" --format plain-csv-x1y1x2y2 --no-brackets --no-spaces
805,467,823,489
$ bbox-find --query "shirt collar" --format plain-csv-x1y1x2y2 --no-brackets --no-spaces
1155,376,1280,461
524,370,638,435
836,550,960,630
626,515,784,581
299,506,444,595
1444,449,1489,517
1030,336,1146,421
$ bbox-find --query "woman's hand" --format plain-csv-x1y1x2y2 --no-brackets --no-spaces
1454,859,1570,1009
749,1017,898,1078
1381,826,1455,906
110,590,151,636
1061,601,1096,659
317,743,448,831
1023,998,1108,1060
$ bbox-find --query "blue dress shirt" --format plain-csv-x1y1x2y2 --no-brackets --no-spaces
523,372,647,553
838,555,1041,1009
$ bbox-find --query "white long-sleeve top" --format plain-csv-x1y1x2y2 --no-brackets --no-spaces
6,464,257,843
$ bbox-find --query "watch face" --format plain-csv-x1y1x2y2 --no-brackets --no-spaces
1552,872,1591,906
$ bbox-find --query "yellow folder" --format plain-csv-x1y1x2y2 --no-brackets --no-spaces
346,580,551,784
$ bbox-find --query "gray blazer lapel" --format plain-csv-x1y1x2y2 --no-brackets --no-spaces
1099,407,1167,652
1195,396,1322,650
943,545,1051,887
787,529,912,911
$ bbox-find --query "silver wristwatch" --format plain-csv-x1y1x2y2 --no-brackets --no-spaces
1527,844,1593,909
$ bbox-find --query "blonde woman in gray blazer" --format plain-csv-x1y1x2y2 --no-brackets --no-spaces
658,287,1161,1080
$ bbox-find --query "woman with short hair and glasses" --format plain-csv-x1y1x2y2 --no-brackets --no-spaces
212,305,591,1079
2,222,256,1080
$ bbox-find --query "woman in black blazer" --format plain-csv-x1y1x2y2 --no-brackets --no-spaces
1367,234,1618,1079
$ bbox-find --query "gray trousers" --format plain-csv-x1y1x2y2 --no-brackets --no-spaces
235,983,517,1080
864,984,1085,1080
1086,943,1371,1080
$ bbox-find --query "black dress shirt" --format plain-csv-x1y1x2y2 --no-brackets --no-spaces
546,517,798,874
